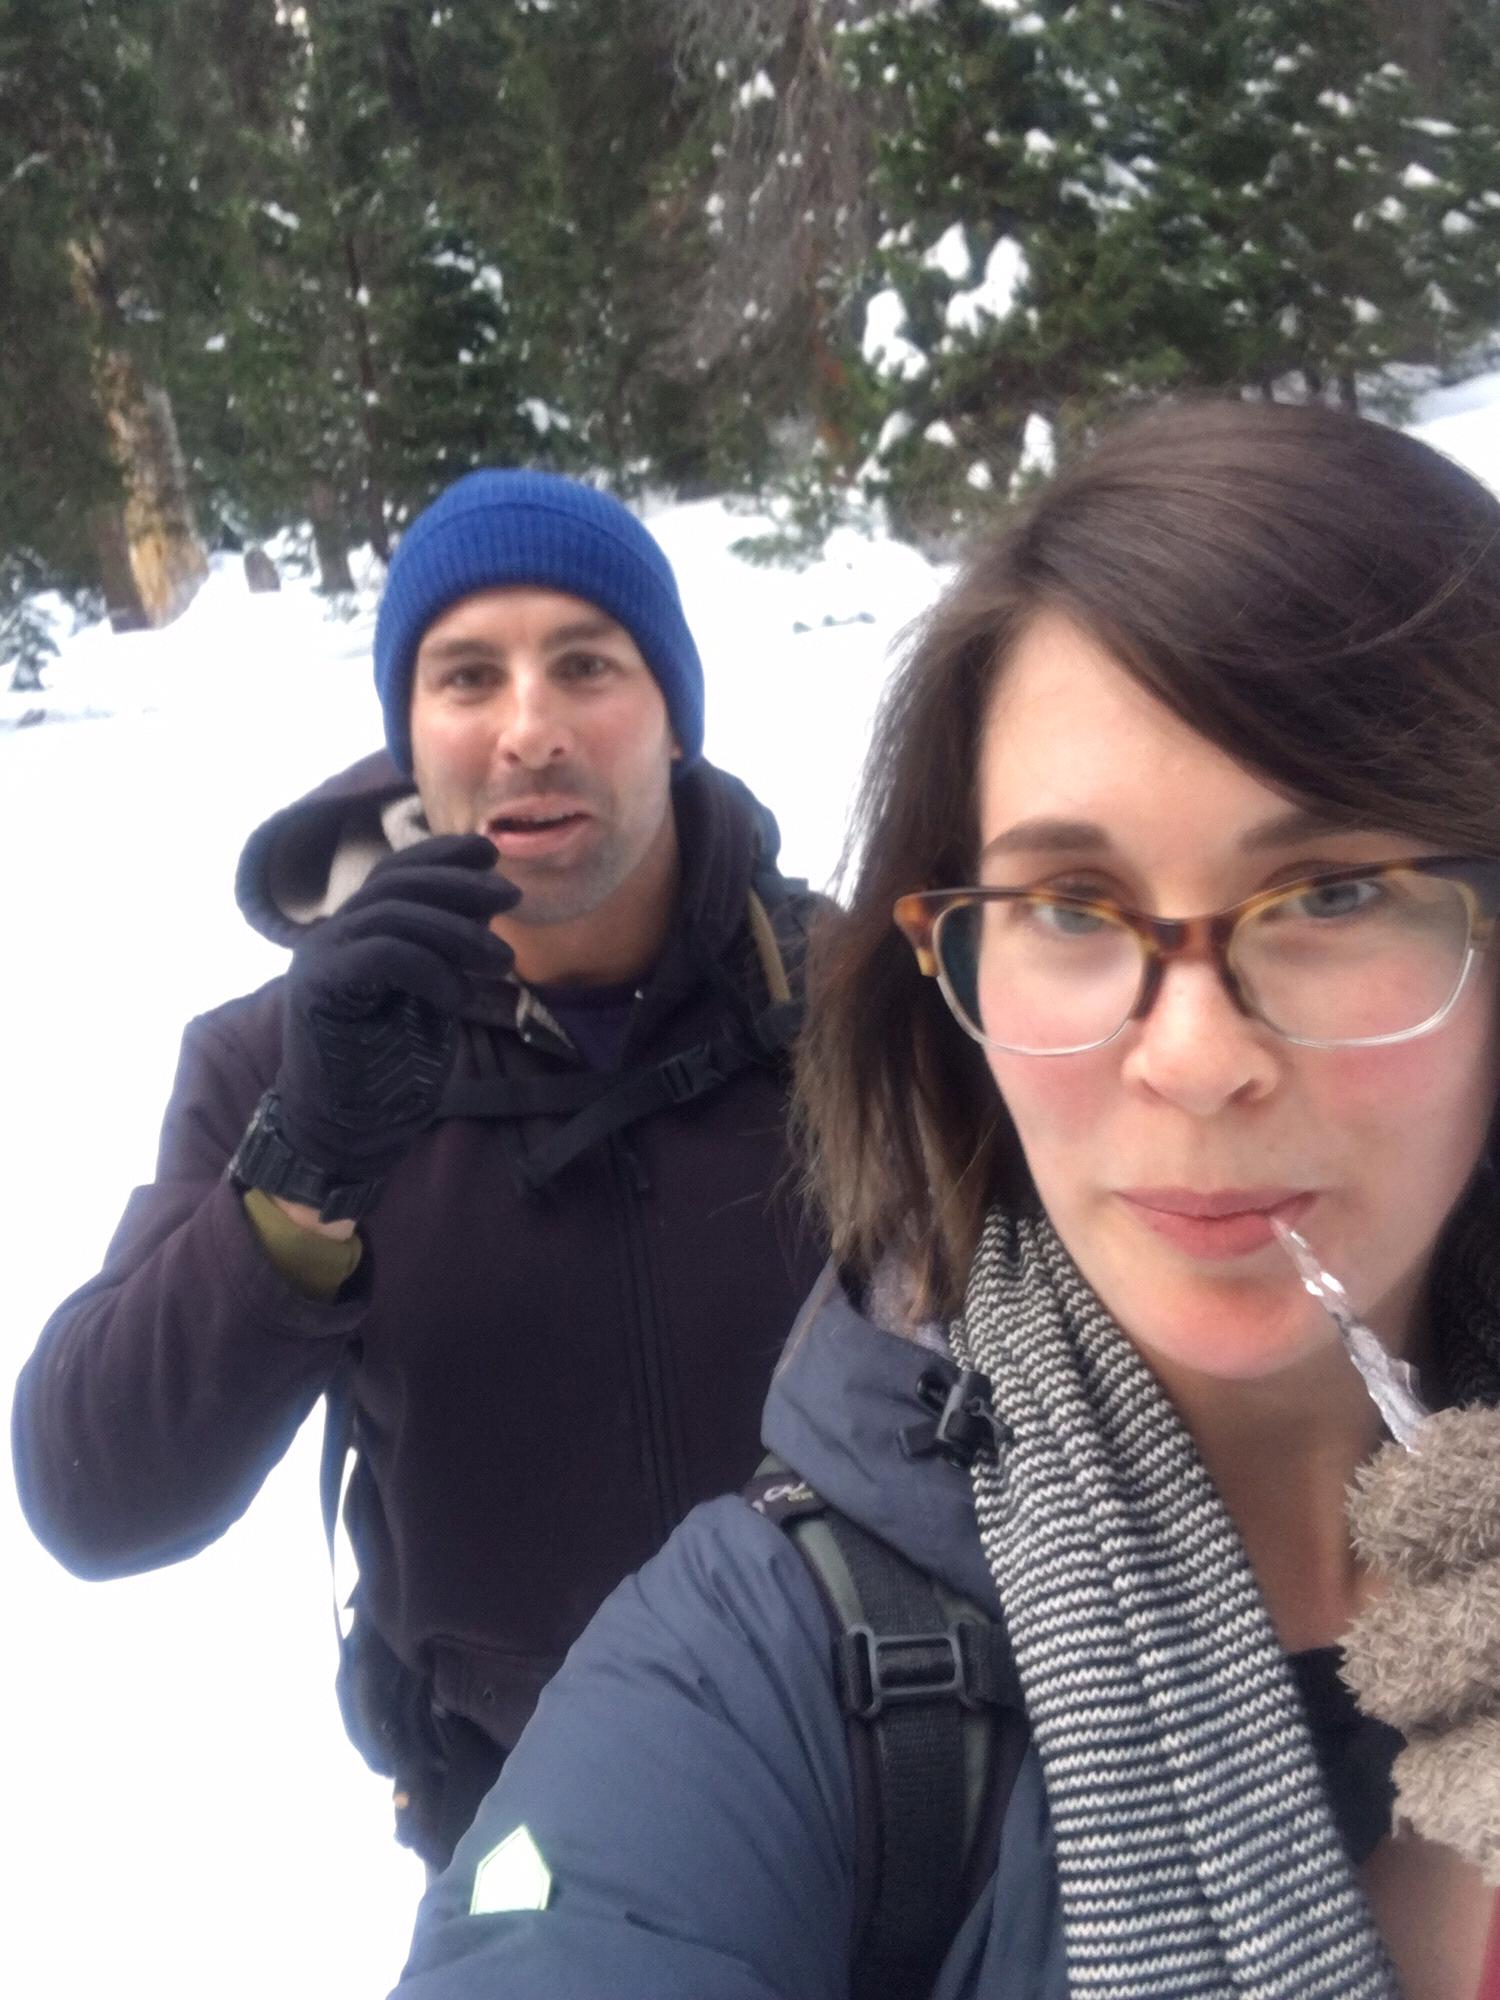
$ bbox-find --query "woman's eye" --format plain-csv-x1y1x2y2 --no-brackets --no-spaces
1029,898,1109,937
1283,877,1383,920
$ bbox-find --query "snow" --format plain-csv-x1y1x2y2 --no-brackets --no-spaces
1017,412,1057,480
519,397,570,434
1401,162,1440,191
2,501,941,2000
262,201,302,231
1405,370,1500,513
922,223,971,282
861,287,928,381
875,410,915,455
945,236,1027,336
736,69,776,109
12,373,1500,2000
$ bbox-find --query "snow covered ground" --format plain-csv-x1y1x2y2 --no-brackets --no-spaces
5,377,1500,1998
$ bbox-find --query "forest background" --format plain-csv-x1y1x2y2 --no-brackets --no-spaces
5,0,1500,690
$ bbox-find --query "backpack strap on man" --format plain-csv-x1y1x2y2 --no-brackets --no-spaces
436,887,809,1189
745,1458,1025,2000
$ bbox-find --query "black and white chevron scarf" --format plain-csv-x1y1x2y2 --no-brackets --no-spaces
950,1205,1401,1999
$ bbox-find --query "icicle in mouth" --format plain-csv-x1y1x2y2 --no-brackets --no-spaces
1271,1218,1431,1448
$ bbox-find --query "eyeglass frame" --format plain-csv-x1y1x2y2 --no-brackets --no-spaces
892,855,1500,1056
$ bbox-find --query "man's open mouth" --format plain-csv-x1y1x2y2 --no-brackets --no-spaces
488,810,586,833
483,805,592,854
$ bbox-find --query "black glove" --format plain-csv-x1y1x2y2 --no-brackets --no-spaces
273,834,518,1183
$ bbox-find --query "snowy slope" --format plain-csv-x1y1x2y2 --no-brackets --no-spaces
6,380,1500,2000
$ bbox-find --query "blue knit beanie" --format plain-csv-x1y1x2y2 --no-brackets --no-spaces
374,469,704,774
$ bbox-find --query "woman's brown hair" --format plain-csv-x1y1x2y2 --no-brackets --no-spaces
797,399,1500,1317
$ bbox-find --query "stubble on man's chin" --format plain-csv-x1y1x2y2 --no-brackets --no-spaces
499,847,631,930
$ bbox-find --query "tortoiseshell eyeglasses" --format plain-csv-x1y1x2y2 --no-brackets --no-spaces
893,857,1500,1056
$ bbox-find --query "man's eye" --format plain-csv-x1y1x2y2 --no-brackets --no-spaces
559,652,613,680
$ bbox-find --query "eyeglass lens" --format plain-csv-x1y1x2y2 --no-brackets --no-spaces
934,870,1475,1054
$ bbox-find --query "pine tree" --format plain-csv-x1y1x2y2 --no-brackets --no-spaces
0,0,211,629
1417,0,1500,362
845,0,1500,542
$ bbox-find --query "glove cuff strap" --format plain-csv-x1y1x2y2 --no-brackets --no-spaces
227,1091,385,1223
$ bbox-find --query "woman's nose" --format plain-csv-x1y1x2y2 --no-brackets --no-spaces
1119,958,1280,1114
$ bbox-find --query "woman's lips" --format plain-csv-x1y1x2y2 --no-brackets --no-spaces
1116,1188,1316,1260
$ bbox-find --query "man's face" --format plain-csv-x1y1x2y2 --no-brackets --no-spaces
409,587,681,976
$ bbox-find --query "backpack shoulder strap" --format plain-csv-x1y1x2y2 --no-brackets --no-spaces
746,1458,1025,2000
748,871,825,1005
436,886,813,1187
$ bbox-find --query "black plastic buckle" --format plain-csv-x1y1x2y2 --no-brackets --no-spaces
838,1622,986,1721
659,1047,717,1105
900,1365,1007,1469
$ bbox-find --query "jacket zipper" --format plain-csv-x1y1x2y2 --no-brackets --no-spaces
608,1133,682,1543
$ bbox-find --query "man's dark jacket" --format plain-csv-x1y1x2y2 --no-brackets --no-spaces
12,750,827,1856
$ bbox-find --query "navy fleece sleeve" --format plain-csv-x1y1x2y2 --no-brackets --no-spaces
11,1002,364,1575
396,1497,857,2000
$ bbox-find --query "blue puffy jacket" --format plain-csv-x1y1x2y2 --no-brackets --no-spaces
393,1267,1070,1998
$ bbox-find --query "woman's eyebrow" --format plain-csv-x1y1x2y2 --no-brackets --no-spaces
979,806,1368,865
1237,806,1370,851
978,818,1113,862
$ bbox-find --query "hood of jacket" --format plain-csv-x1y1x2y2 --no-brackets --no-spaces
233,749,793,994
761,1264,1001,1615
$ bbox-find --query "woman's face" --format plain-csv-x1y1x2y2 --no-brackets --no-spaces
975,610,1499,1384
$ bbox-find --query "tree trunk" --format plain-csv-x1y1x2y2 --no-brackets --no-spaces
88,503,149,632
103,373,210,625
379,2,425,130
1366,0,1453,106
342,232,391,562
69,241,208,627
308,480,356,593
